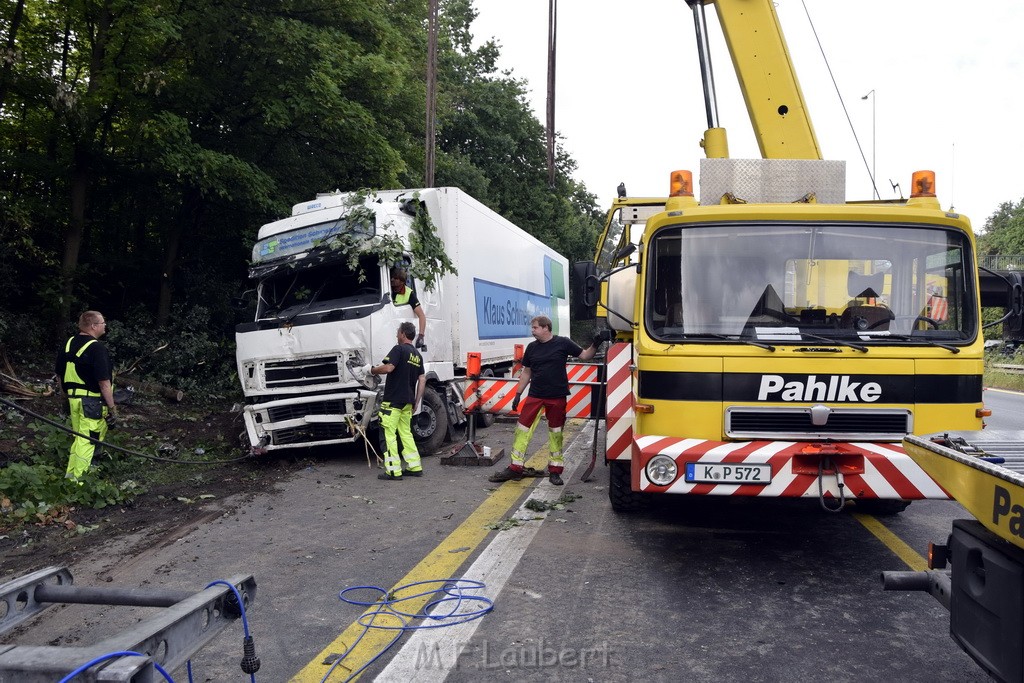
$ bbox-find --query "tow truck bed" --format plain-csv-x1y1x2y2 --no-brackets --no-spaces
903,431,1024,550
898,431,1024,681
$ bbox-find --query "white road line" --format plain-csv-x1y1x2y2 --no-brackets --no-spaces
374,428,594,681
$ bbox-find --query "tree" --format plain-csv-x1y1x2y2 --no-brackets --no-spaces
977,197,1024,265
0,0,605,365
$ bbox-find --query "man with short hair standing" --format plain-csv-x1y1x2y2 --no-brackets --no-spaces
489,315,600,486
371,321,426,480
55,310,117,481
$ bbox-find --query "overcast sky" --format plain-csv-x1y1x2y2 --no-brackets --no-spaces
470,0,1024,232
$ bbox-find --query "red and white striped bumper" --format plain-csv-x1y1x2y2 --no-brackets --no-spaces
633,436,950,500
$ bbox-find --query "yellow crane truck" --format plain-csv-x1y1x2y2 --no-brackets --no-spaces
574,0,1022,515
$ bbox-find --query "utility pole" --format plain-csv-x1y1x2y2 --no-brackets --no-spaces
546,0,557,187
425,0,438,187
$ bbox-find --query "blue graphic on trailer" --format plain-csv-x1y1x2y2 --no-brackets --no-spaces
474,256,566,340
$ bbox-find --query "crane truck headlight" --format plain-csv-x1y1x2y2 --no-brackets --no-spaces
646,455,678,486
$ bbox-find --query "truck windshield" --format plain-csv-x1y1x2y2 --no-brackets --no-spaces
255,254,382,322
645,222,976,345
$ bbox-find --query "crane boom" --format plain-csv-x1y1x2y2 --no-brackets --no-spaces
691,0,822,160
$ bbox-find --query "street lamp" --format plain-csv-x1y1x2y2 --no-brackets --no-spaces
861,89,878,199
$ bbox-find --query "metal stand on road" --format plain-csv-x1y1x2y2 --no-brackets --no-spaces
442,410,505,466
0,566,256,682
442,353,505,466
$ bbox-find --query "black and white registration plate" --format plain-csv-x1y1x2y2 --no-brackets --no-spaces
684,462,771,484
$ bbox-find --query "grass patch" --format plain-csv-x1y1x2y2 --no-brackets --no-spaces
984,368,1024,392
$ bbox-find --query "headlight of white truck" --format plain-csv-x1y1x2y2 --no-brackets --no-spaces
646,455,678,486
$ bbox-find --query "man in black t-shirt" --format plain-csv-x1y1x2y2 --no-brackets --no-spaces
489,315,599,486
55,310,117,481
370,322,426,480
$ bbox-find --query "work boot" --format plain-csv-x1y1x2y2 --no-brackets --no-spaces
549,472,564,486
378,472,403,481
402,468,423,477
488,466,523,483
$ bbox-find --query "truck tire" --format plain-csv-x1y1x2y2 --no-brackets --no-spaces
856,499,912,516
412,385,448,455
609,460,647,512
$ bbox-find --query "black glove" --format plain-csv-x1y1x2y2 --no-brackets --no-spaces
415,334,426,351
106,408,118,430
592,328,612,347
511,393,521,412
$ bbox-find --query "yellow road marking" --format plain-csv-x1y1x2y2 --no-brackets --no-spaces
852,512,928,572
289,447,555,682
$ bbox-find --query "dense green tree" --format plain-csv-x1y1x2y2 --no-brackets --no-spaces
977,197,1024,263
0,0,603,373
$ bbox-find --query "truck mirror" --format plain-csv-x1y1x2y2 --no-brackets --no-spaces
231,290,255,310
573,261,599,320
614,243,637,261
1007,272,1024,336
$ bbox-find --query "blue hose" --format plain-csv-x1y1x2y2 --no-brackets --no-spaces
320,578,494,682
58,650,174,683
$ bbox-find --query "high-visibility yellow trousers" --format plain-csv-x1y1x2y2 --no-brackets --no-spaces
509,397,566,473
66,397,108,480
378,401,422,476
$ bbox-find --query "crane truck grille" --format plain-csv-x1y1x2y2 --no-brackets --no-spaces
725,406,912,441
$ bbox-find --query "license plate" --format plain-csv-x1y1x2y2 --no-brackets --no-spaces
685,462,772,484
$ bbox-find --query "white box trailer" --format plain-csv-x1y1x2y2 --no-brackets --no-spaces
235,187,570,454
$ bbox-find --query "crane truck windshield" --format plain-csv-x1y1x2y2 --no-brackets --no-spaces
645,222,976,345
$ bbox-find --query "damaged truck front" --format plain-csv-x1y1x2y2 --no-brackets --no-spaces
235,187,571,455
236,191,413,454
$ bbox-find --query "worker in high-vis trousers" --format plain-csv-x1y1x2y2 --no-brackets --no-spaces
369,321,426,481
488,316,603,486
55,310,117,481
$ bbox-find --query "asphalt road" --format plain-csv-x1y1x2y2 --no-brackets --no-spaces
5,392,1023,682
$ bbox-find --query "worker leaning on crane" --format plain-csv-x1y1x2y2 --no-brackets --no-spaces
489,316,605,486
55,310,117,482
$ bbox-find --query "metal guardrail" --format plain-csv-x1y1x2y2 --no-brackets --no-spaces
991,363,1024,374
978,255,1024,271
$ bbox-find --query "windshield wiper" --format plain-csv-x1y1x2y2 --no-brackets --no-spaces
863,333,961,354
687,333,776,352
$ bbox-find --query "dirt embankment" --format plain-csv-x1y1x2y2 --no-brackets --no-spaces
1,391,309,581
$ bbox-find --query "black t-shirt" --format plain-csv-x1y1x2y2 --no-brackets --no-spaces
55,334,112,393
380,343,424,406
522,335,584,398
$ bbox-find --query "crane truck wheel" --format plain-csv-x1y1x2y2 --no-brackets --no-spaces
855,499,912,516
609,460,648,512
412,385,448,455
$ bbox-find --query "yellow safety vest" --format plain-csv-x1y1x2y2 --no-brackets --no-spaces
63,337,101,398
